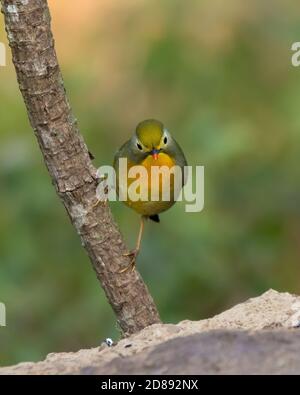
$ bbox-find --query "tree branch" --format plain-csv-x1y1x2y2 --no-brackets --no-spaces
1,0,160,335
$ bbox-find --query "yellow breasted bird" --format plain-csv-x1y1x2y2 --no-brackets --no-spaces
114,119,187,272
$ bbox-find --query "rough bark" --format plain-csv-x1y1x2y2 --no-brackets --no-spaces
0,0,160,335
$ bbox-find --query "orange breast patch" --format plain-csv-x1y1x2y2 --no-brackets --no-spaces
127,152,176,199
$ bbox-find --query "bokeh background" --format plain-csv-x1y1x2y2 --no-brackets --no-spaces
1,0,300,365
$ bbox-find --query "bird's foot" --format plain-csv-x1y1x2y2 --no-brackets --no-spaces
92,198,101,208
118,249,139,273
122,249,139,258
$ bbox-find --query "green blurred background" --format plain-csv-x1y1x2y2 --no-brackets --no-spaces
1,0,300,365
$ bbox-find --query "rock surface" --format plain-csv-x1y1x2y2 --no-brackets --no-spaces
1,289,300,375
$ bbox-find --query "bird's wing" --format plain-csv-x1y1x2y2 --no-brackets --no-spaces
171,138,188,186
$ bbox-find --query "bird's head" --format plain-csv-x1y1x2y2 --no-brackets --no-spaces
130,119,171,161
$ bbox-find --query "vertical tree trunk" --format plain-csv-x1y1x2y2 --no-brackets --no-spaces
1,0,160,335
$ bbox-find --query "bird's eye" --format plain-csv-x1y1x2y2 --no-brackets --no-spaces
163,136,168,144
137,143,143,151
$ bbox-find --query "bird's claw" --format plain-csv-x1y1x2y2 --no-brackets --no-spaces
118,260,136,273
122,249,138,258
118,250,139,273
92,199,101,208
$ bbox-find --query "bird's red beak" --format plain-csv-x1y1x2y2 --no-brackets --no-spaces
151,149,159,161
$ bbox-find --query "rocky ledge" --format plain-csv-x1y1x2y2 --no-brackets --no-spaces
1,289,300,375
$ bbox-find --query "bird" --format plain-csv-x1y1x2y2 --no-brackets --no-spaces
114,119,187,272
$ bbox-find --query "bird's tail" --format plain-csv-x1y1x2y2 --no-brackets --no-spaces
149,214,160,223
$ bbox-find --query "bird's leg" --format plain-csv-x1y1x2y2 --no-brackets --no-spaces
119,216,146,273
